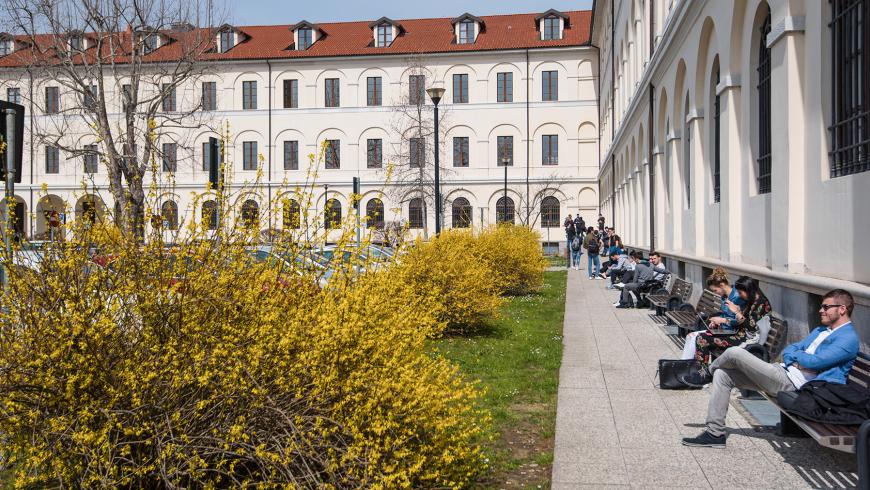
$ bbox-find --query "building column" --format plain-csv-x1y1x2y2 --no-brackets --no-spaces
651,147,664,250
687,110,705,258
768,15,806,273
641,158,650,249
717,74,743,262
667,130,683,251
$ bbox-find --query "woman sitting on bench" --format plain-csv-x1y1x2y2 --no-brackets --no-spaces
726,276,772,345
681,268,747,364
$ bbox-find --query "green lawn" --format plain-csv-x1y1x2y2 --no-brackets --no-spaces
433,270,567,489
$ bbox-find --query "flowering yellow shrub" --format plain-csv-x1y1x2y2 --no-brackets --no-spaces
391,230,503,335
475,224,547,296
0,217,487,488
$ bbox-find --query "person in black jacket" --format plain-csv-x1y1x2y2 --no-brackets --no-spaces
564,215,575,268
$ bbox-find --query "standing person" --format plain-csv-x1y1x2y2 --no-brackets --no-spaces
597,213,606,231
564,214,575,268
583,226,602,279
577,215,586,235
601,227,611,258
570,232,583,270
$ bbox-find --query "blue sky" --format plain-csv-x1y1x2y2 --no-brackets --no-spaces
221,0,594,25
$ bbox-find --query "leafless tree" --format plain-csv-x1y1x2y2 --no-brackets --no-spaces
515,174,573,229
384,54,451,239
2,0,224,238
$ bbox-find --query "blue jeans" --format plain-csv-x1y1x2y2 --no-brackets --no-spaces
571,249,582,267
587,253,601,277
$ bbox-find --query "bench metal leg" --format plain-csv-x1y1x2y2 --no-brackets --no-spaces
776,413,810,438
858,420,870,490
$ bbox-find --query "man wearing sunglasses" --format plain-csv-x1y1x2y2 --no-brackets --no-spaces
682,289,859,448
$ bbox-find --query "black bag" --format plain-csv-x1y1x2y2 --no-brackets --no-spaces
571,236,581,251
587,240,599,255
657,359,704,390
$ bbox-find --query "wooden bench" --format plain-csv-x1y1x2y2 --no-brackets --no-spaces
763,354,870,454
664,289,721,337
648,276,694,317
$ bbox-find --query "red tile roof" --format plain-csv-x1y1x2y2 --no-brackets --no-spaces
0,10,591,67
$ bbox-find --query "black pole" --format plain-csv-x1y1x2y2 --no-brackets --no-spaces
503,164,507,221
433,102,441,234
323,184,329,231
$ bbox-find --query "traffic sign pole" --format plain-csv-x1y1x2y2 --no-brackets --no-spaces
2,107,16,297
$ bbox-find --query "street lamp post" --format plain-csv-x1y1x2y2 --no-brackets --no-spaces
501,156,509,223
426,87,445,235
322,183,329,252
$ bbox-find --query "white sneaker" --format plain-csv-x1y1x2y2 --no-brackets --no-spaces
615,282,625,288
612,301,621,307
589,276,595,280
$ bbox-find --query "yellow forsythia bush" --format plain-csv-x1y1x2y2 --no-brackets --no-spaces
0,225,487,488
392,229,502,335
475,224,547,296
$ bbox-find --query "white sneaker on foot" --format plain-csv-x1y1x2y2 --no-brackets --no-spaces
612,301,621,307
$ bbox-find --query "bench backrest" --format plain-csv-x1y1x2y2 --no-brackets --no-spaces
848,355,870,389
696,289,722,316
764,315,788,360
671,278,694,303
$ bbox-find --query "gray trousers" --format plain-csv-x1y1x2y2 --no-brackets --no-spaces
705,347,795,436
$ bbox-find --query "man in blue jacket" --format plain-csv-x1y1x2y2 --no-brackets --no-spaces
682,289,860,448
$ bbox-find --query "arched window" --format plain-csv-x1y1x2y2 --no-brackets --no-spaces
683,93,691,208
283,199,300,229
365,198,384,229
756,4,772,194
202,200,218,230
81,198,97,224
452,197,472,228
540,196,560,228
161,200,178,230
408,197,424,229
496,196,515,224
325,198,341,229
711,59,721,203
241,199,259,229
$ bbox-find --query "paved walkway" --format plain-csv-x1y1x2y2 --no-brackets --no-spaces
551,257,859,489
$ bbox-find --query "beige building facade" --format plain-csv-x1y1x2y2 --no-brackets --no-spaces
592,0,870,342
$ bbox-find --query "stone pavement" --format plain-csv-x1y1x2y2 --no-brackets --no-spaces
551,258,859,489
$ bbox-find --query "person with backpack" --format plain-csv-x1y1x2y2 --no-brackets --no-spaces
564,215,575,268
583,226,602,279
570,232,583,270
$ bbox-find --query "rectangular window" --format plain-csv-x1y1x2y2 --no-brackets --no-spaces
84,144,98,174
283,79,298,108
714,68,721,203
202,141,223,172
6,87,21,105
542,71,558,101
497,136,513,166
542,135,558,165
409,74,425,105
367,76,382,106
367,138,383,168
243,141,258,170
45,146,59,174
377,25,392,47
242,81,257,110
162,142,177,172
497,72,513,102
409,137,424,168
325,78,340,107
452,74,468,103
202,81,217,111
458,21,475,44
324,139,340,168
122,84,132,112
453,136,469,167
45,86,60,114
219,31,234,53
283,140,299,170
0,40,10,56
829,0,870,178
543,17,561,40
162,83,176,112
84,84,98,108
756,11,772,193
298,28,313,50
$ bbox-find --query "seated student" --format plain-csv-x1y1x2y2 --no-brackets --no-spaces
614,251,667,308
682,289,859,448
682,274,768,365
602,250,634,289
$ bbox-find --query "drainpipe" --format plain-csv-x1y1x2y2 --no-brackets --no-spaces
610,0,616,229
525,48,530,223
648,0,656,252
266,59,273,231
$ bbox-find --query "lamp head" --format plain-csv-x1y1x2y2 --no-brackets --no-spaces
426,87,446,105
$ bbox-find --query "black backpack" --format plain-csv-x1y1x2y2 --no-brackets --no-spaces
571,236,581,251
587,238,599,255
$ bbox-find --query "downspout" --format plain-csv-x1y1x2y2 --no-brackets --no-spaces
648,0,656,252
610,0,616,228
28,69,34,237
525,48,530,223
266,59,273,230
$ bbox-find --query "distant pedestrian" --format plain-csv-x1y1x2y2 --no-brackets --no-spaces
564,215,575,268
598,214,606,231
583,226,602,279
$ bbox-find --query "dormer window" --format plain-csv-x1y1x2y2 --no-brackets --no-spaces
219,31,234,53
452,13,484,45
376,25,392,47
298,28,313,49
0,38,12,56
69,35,83,51
367,18,401,48
536,9,568,41
143,34,159,54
